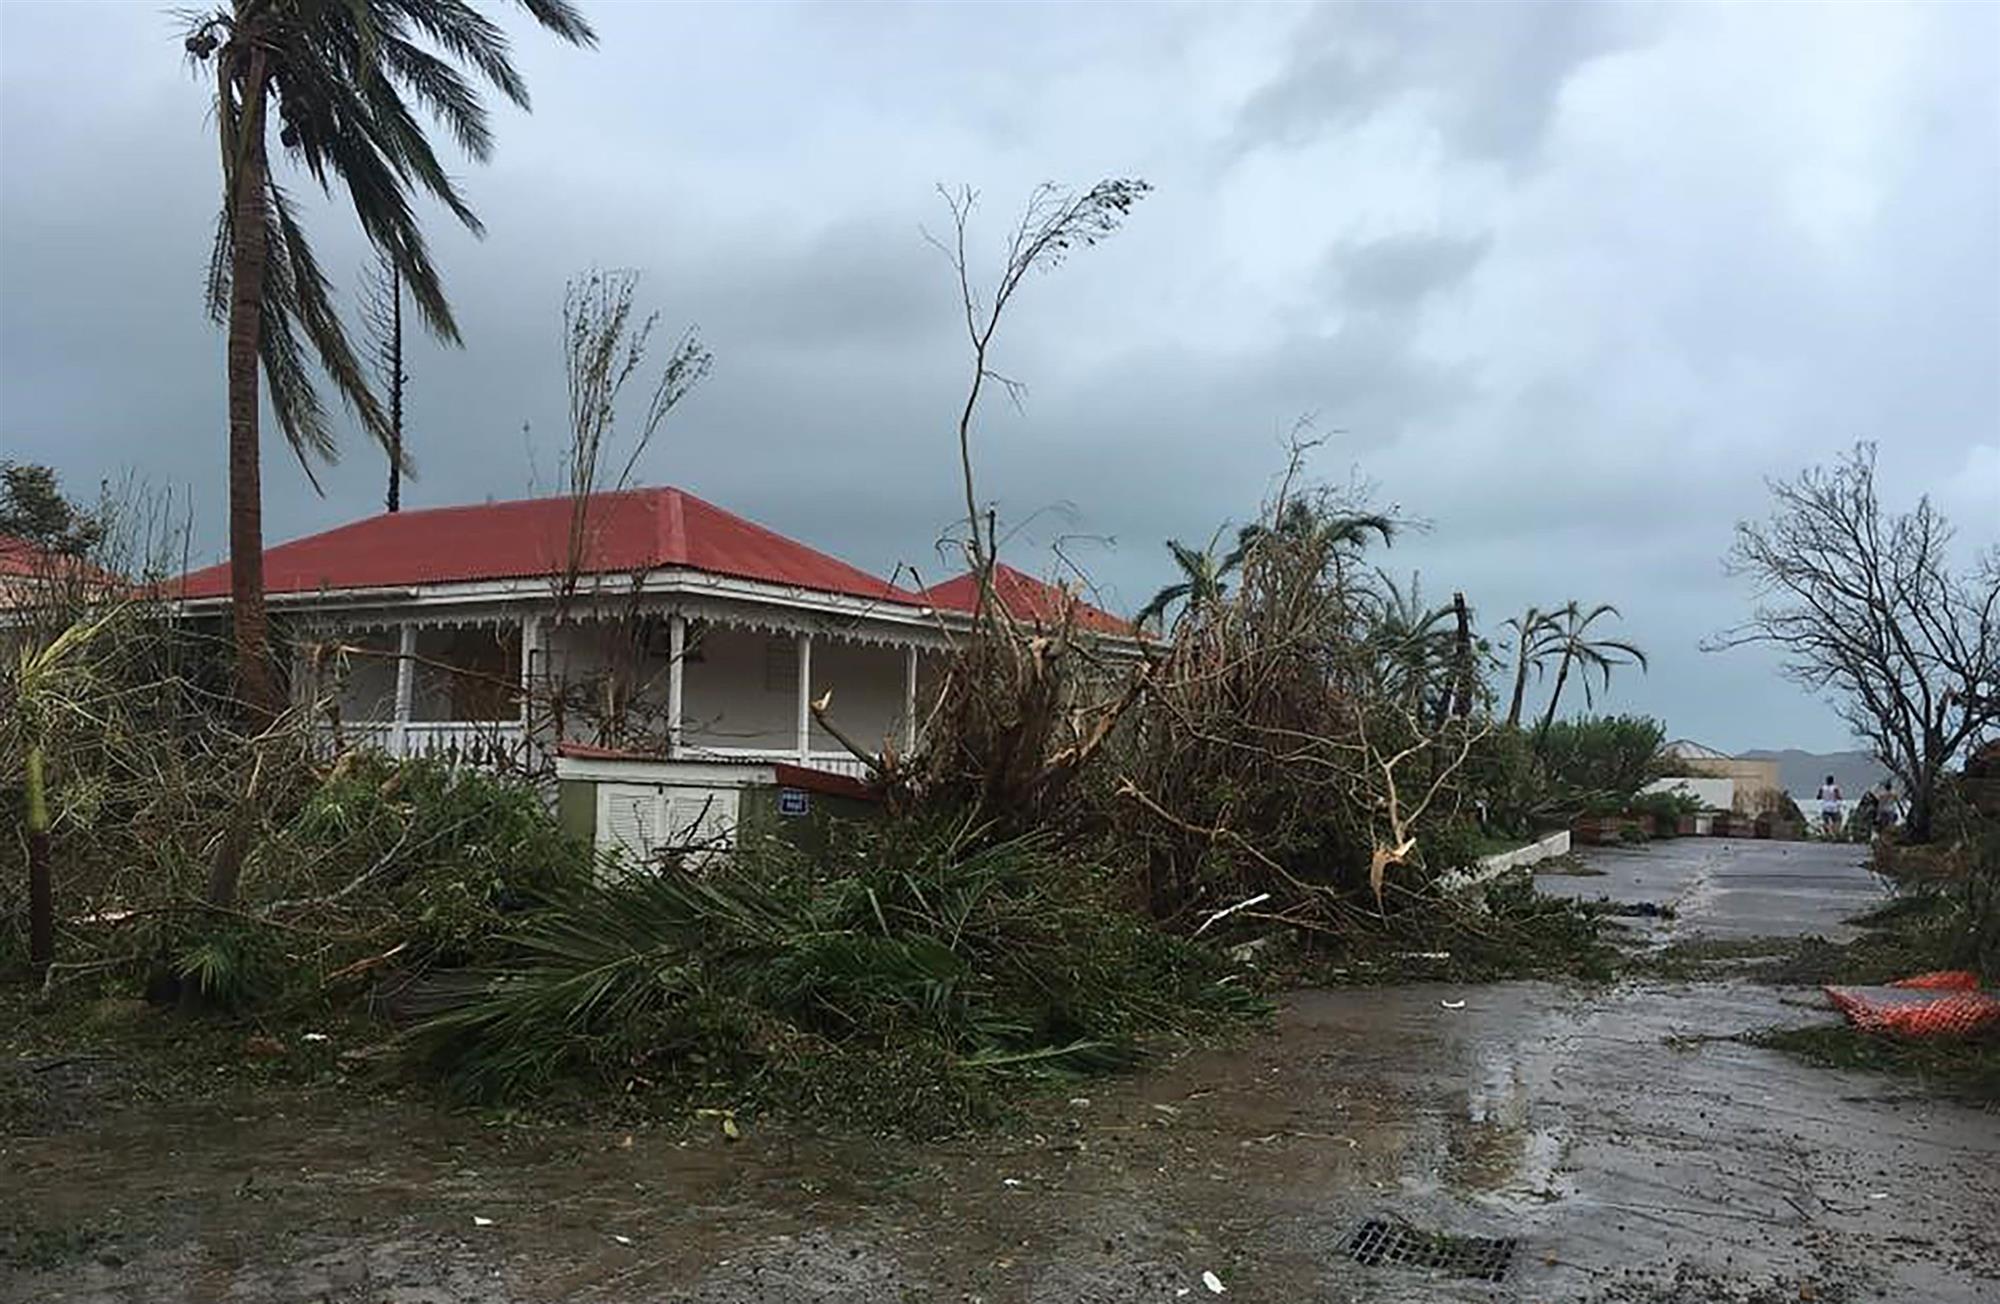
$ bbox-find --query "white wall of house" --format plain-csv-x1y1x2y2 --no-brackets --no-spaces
536,618,910,756
807,636,906,754
679,624,799,750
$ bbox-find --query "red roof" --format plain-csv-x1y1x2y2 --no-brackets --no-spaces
0,534,121,586
920,563,1134,636
552,742,878,801
0,534,44,578
174,487,921,604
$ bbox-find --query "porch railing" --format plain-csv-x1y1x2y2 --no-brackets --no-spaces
338,720,530,766
684,745,876,781
331,724,874,781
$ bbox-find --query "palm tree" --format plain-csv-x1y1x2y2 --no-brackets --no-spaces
1238,500,1396,562
1501,606,1564,728
184,0,595,720
1369,571,1456,715
1139,504,1397,632
1136,532,1234,630
1535,602,1648,733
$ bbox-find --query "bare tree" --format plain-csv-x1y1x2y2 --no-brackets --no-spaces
543,270,710,746
1715,443,2000,841
931,179,1148,601
359,253,410,513
555,269,710,601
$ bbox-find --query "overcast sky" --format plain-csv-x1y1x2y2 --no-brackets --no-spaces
2,0,1995,753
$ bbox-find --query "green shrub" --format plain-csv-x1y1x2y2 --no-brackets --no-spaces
1628,789,1699,833
33,754,594,1017
1463,726,1557,836
259,754,591,966
1964,825,2000,978
1420,820,1490,873
1539,715,1666,804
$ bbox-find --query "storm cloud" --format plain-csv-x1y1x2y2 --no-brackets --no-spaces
1,0,1994,752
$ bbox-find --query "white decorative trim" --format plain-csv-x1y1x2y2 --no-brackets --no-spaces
556,755,778,787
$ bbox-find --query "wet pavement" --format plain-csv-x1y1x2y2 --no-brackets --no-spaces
1537,836,1895,944
7,839,1997,1302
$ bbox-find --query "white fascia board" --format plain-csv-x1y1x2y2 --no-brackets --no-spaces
555,756,778,787
173,570,1146,651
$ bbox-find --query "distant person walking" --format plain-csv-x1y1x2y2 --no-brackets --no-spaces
1874,779,1900,833
1816,775,1844,836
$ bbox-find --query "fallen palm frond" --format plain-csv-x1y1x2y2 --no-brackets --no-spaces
410,816,1258,1129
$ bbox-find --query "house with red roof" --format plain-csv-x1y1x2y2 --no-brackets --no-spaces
170,487,1134,782
0,533,122,608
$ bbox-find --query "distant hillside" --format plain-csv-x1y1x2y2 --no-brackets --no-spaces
1738,748,1885,796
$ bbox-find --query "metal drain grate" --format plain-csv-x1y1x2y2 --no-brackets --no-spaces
1344,1218,1517,1283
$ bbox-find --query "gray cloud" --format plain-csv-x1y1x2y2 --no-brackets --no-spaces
1326,233,1490,312
1233,0,1654,164
2,0,1995,757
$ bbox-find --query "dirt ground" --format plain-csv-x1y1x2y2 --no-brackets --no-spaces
6,839,1998,1302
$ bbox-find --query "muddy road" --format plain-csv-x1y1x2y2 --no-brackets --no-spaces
7,839,1997,1302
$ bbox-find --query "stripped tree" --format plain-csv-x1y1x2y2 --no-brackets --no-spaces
1716,443,2000,842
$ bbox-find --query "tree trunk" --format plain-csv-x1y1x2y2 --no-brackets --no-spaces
1504,616,1536,728
25,744,52,973
211,53,275,915
1905,778,1935,844
226,54,280,728
386,263,403,513
1537,649,1575,735
1449,591,1473,720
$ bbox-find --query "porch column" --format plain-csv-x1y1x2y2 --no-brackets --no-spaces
666,613,686,757
795,631,813,763
903,645,919,753
392,623,416,756
518,614,541,725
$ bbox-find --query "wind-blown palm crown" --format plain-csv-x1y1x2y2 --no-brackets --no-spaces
188,0,595,466
1138,503,1399,633
1536,601,1648,732
1135,532,1234,631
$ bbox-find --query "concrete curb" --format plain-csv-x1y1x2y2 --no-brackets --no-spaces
1439,828,1572,893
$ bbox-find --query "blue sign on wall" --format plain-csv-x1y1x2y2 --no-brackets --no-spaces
778,788,811,818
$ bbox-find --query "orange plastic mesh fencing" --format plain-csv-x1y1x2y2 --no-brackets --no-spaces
1889,970,1982,991
1824,982,2000,1038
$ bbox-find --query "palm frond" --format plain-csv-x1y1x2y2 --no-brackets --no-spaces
269,181,392,451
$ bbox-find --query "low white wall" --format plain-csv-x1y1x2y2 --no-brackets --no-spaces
1438,829,1572,893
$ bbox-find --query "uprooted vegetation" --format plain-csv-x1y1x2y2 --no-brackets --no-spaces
412,818,1256,1134
4,452,1655,1134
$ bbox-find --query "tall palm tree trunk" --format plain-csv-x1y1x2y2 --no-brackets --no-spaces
207,51,275,918
1537,649,1575,734
225,53,279,726
1449,591,1473,720
1506,647,1534,728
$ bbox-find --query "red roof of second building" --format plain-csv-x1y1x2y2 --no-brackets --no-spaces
0,533,122,586
174,487,921,604
920,563,1134,636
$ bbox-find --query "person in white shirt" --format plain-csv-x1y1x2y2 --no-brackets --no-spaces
1816,775,1843,836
